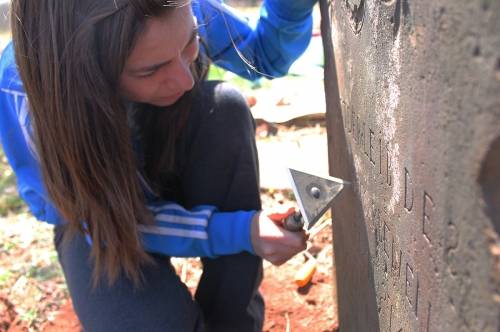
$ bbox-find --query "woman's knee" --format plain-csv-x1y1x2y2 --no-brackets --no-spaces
54,229,203,331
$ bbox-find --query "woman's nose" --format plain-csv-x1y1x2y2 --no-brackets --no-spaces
164,57,194,92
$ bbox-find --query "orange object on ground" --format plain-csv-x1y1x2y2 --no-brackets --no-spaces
245,94,257,107
294,257,317,287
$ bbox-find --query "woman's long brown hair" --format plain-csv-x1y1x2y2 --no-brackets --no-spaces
11,0,197,285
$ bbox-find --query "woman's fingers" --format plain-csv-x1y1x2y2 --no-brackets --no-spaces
280,228,308,250
250,212,308,266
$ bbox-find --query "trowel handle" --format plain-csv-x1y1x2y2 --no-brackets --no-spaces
283,211,304,232
267,208,305,232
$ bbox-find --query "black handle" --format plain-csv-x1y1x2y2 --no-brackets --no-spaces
283,211,304,232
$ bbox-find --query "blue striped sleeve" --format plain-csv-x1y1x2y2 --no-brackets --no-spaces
139,202,256,258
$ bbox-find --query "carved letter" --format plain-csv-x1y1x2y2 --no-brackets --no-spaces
383,222,390,258
379,136,383,175
387,145,392,186
369,128,375,165
389,304,393,330
426,302,432,332
405,263,415,307
404,167,414,212
373,208,382,248
415,278,419,316
361,121,368,157
351,109,356,139
423,192,434,244
391,238,402,278
356,115,362,145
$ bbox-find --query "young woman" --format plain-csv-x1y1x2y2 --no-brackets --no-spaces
0,0,316,331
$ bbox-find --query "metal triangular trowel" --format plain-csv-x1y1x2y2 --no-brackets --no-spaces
286,167,348,230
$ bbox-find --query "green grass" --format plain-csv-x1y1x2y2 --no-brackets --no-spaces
0,147,26,216
207,64,272,91
19,308,38,325
0,268,13,287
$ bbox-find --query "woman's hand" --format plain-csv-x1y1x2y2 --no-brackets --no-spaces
250,211,308,266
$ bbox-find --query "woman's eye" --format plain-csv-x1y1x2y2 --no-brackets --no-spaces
137,70,156,78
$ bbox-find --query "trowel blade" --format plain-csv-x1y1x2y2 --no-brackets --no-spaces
286,167,348,230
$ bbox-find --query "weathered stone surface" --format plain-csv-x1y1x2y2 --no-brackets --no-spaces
0,0,9,33
322,0,500,331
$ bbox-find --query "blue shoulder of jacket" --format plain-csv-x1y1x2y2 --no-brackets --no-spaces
0,42,23,92
193,0,313,80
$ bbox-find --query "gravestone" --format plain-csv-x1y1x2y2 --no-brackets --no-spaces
0,0,8,33
320,0,500,331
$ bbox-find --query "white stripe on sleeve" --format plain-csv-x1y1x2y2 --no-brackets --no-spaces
148,204,212,218
155,213,208,227
138,225,208,240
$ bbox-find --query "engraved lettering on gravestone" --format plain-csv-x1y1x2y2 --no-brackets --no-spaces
360,120,365,153
415,278,420,316
344,0,365,34
342,99,440,329
326,0,500,330
380,278,390,304
422,192,434,244
386,145,392,186
357,115,362,145
383,221,390,259
379,136,383,175
406,262,420,317
391,0,412,39
390,304,393,330
363,122,370,160
351,110,358,142
389,306,405,332
353,112,357,143
426,302,432,332
369,128,375,165
391,237,402,277
392,0,402,38
374,207,381,252
445,220,459,276
404,167,414,212
405,263,415,307
350,109,355,140
360,115,364,144
350,108,355,136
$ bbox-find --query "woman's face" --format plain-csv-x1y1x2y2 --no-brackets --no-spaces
119,5,199,107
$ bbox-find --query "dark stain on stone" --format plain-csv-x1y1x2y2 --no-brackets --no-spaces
482,0,490,11
473,46,481,57
478,136,500,235
402,0,411,18
393,0,402,38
